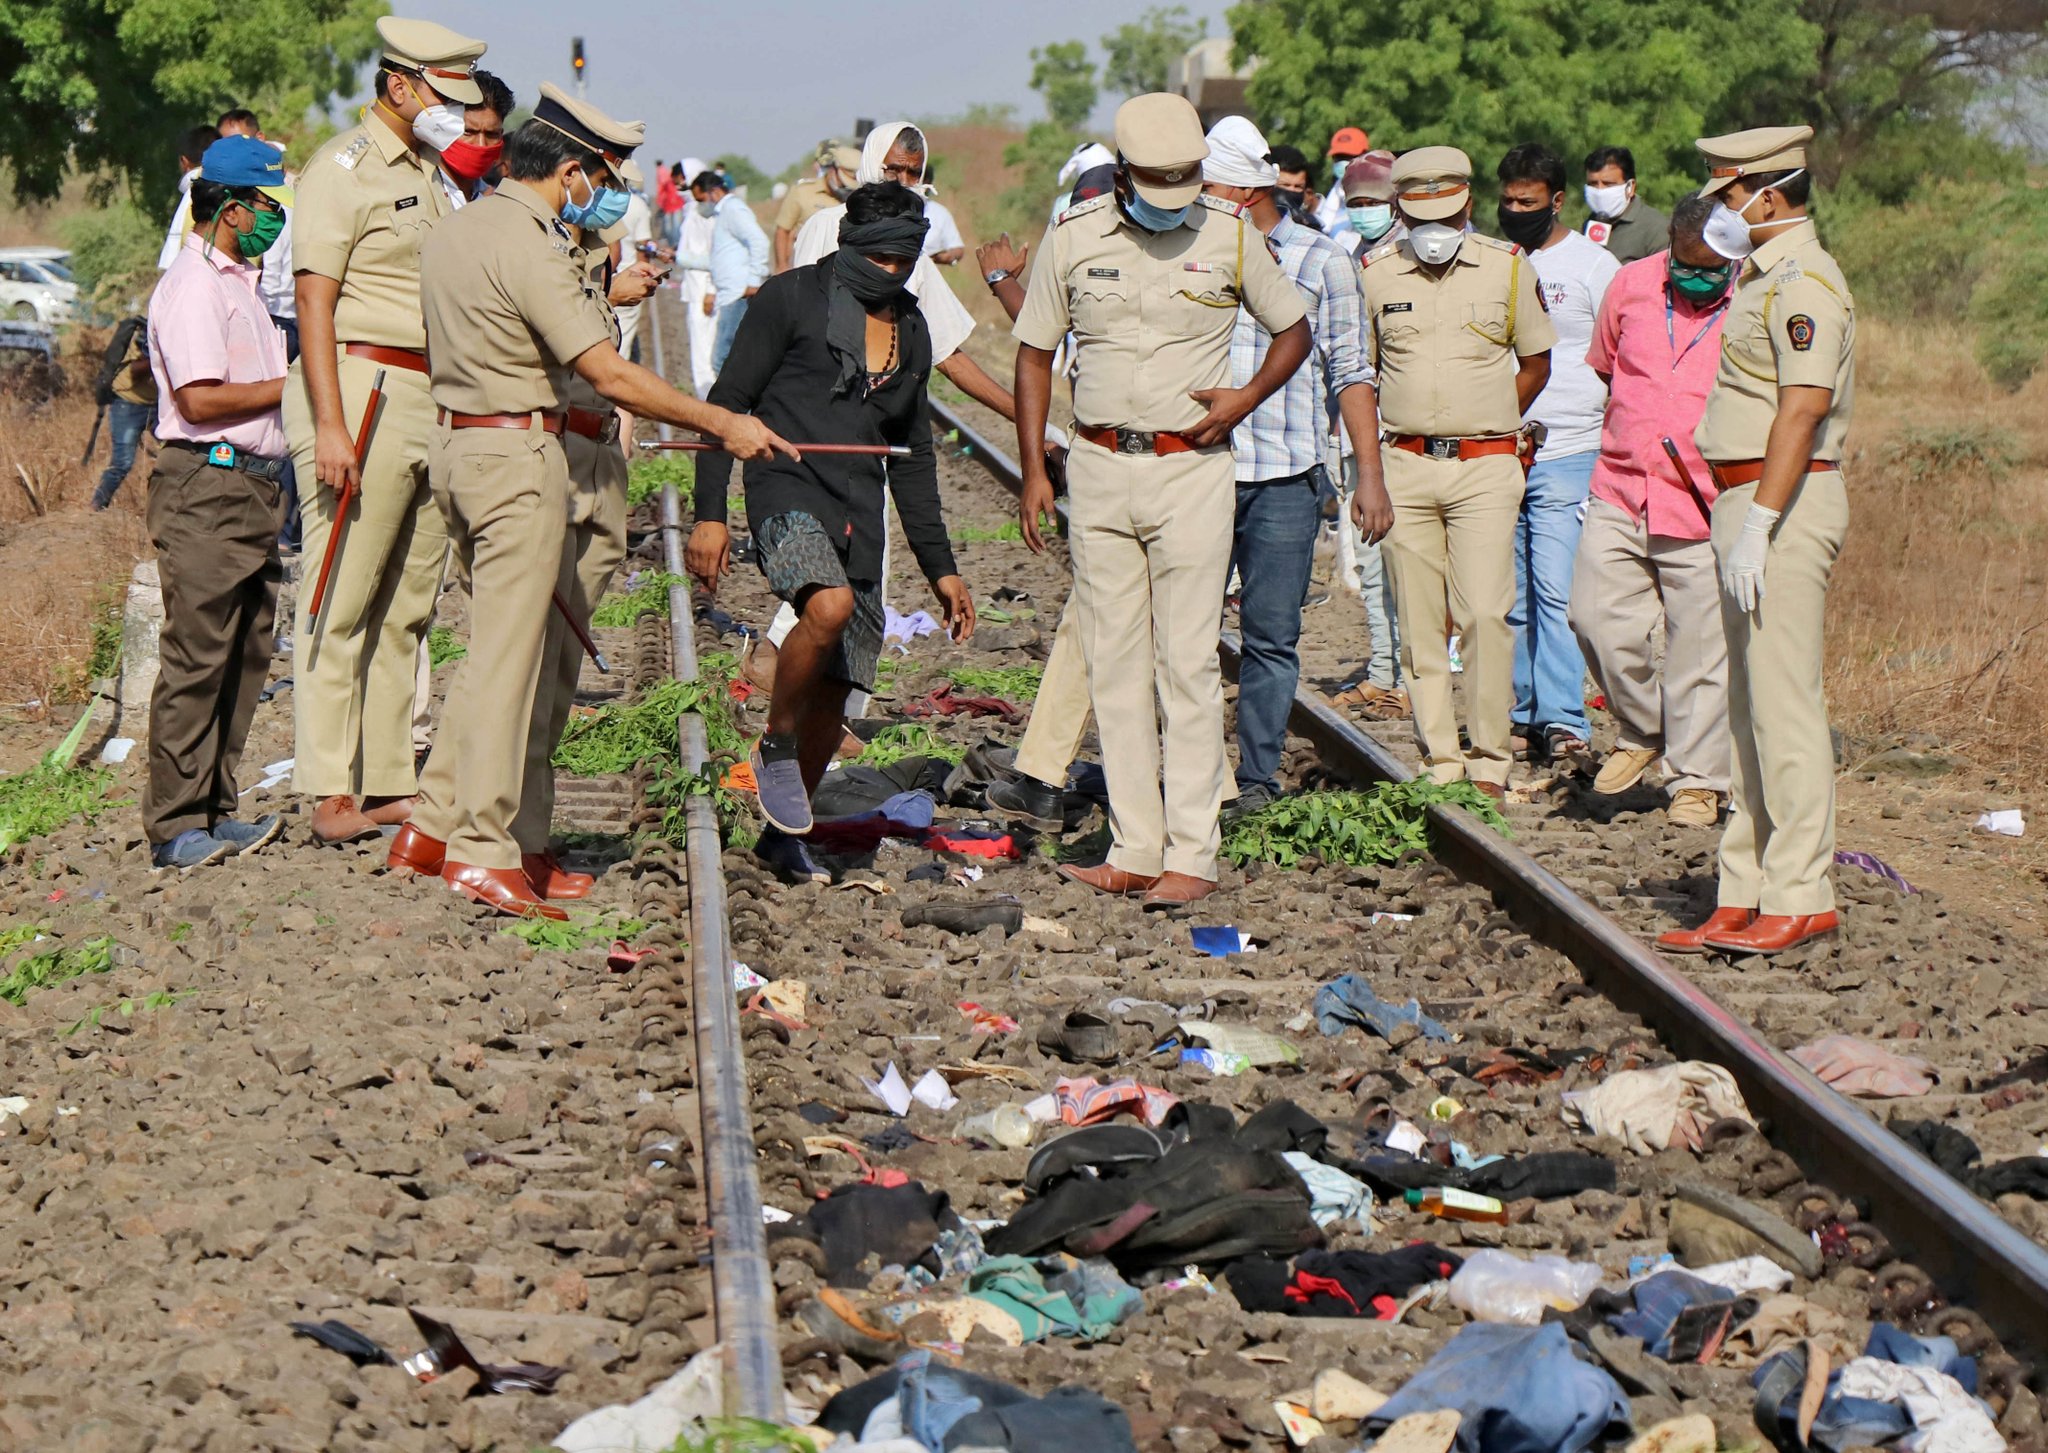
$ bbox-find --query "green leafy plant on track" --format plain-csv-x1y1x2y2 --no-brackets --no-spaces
428,625,468,668
854,723,965,767
1222,782,1510,871
499,910,646,953
592,571,687,628
946,664,1043,700
64,988,194,1037
552,656,742,775
0,708,127,852
952,519,1024,544
0,935,117,1007
628,453,695,509
648,759,755,852
662,1419,817,1453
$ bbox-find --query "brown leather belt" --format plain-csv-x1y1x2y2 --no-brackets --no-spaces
564,406,620,443
1386,432,1520,461
1707,458,1837,489
1075,423,1200,456
439,409,566,435
344,342,429,373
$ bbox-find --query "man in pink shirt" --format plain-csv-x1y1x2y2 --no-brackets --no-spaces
143,136,294,871
1568,195,1733,828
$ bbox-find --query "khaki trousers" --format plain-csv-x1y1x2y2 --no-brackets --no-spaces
1711,473,1847,915
411,423,574,869
1065,440,1233,880
286,352,449,798
510,427,630,850
142,449,284,844
1379,448,1523,786
1568,497,1730,795
1013,595,1093,788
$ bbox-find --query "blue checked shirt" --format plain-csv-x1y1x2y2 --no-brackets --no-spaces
1229,214,1374,482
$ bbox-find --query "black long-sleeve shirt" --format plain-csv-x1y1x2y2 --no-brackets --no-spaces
696,261,957,585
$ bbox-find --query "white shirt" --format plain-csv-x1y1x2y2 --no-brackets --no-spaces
1527,228,1621,460
157,170,197,271
922,198,965,258
791,201,975,364
256,208,296,320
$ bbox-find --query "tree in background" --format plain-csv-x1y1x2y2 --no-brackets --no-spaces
1102,5,1208,97
0,0,387,209
1029,40,1099,132
714,153,771,196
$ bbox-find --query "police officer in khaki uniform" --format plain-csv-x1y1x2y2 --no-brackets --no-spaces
1655,126,1853,959
1363,146,1555,800
388,112,792,920
288,16,486,847
1013,94,1310,910
773,143,858,273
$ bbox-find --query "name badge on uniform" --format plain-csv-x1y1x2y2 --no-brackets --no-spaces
207,443,236,468
1586,220,1612,245
395,196,419,211
1382,302,1413,314
1087,267,1120,278
1182,261,1216,273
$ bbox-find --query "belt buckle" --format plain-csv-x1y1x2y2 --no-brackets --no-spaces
598,412,620,446
1424,436,1458,461
1115,428,1151,455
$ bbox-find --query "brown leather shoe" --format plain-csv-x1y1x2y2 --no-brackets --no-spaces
1704,911,1839,956
1141,871,1219,912
1056,862,1161,896
388,823,446,877
1655,907,1756,955
523,851,594,900
443,861,569,921
361,795,417,826
311,794,380,845
1470,780,1508,804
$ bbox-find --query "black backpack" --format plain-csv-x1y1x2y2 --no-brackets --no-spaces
93,316,146,406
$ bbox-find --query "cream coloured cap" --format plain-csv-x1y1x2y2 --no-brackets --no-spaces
1695,124,1813,197
376,16,486,105
1113,93,1210,208
1390,145,1472,221
534,82,644,176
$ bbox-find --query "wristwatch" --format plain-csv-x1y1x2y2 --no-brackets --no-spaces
983,268,1014,288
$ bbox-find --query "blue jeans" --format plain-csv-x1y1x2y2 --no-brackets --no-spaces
272,314,303,549
1231,469,1322,794
92,398,152,510
1510,450,1596,739
711,296,749,374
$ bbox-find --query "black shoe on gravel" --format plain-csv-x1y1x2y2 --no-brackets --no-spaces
755,826,829,885
1222,782,1278,823
987,774,1065,832
751,734,813,835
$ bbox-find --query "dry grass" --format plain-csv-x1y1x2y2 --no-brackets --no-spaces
1827,317,2048,781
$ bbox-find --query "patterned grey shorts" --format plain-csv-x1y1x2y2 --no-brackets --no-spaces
753,510,884,692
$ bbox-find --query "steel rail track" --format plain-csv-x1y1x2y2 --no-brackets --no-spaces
928,394,2048,1360
647,289,784,1420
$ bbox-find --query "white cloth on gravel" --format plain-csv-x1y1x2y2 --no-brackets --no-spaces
552,1347,722,1451
1833,1358,2006,1453
1685,1255,1793,1294
1560,1062,1754,1154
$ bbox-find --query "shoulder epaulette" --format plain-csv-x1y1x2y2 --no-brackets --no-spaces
1363,240,1401,267
331,131,373,172
1197,194,1247,219
1055,194,1113,225
1470,233,1521,256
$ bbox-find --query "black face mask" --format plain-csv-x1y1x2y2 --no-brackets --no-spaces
833,245,911,306
1495,202,1555,251
1275,187,1306,214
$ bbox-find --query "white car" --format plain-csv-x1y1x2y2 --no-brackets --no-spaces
0,247,77,327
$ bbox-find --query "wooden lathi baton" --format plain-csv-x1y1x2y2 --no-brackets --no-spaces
552,589,611,674
636,440,911,456
1660,436,1716,515
308,368,388,624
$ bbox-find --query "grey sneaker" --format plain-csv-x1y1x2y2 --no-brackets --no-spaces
755,826,829,885
1222,782,1279,823
211,814,283,856
750,735,813,835
150,829,231,872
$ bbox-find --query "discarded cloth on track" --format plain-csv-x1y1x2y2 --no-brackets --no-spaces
1364,1322,1632,1453
820,1349,1137,1451
1560,1062,1754,1154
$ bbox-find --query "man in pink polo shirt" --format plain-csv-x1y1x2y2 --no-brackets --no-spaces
143,135,294,871
1567,194,1732,828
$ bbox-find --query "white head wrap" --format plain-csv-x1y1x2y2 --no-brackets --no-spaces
1058,142,1116,187
679,155,709,186
1201,116,1278,188
859,121,927,187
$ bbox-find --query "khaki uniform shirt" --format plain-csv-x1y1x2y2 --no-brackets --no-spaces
292,108,451,350
562,231,622,413
419,180,613,417
1695,219,1855,464
774,176,837,236
1013,194,1307,432
1362,232,1557,437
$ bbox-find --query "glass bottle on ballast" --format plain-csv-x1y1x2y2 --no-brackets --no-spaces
1404,1187,1508,1223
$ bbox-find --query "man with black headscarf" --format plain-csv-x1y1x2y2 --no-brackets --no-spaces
685,182,976,885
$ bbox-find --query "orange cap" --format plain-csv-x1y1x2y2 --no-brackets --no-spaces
1328,126,1370,157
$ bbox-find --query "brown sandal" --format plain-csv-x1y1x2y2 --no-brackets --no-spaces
1363,688,1410,722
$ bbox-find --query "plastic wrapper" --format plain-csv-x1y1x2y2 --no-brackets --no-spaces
1446,1249,1606,1325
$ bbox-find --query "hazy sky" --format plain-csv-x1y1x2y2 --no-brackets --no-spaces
387,0,1236,175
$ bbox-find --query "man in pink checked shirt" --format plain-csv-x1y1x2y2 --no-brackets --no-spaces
142,136,294,872
1567,195,1733,830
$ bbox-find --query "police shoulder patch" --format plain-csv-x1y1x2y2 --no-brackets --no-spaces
1362,240,1401,267
1471,233,1520,255
1056,194,1113,226
332,133,373,171
1786,314,1815,351
1197,194,1246,218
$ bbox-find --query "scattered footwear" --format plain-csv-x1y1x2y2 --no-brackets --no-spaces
1703,911,1839,957
442,861,568,921
151,828,231,872
987,774,1065,832
1056,862,1160,897
751,734,813,835
1363,686,1411,722
797,1288,903,1363
1036,1009,1119,1065
1667,788,1722,828
310,794,380,845
1594,746,1661,794
902,897,1025,936
1222,782,1278,823
756,826,830,885
1470,780,1508,805
1655,907,1755,955
1141,871,1219,912
388,823,447,877
523,851,594,900
210,814,283,856
361,795,417,827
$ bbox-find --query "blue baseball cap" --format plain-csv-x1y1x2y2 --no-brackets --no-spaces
200,135,287,190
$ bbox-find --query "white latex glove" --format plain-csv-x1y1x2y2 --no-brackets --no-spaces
1721,502,1780,614
1042,423,1070,451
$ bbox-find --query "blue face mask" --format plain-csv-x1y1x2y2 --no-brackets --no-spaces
1347,204,1394,241
560,171,630,230
1123,190,1191,233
